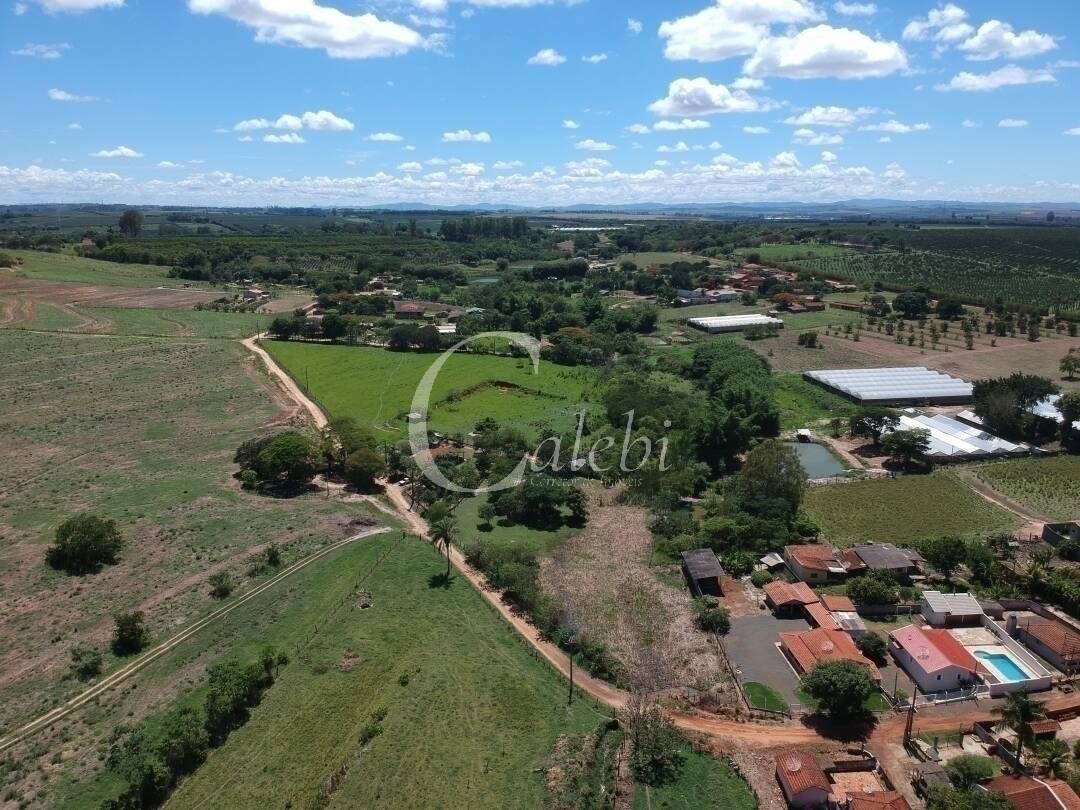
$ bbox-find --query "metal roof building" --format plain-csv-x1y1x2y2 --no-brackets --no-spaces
1031,395,1080,430
687,314,784,333
803,367,973,406
886,411,1032,461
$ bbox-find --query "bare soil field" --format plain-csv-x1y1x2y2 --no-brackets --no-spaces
0,275,224,310
540,487,737,705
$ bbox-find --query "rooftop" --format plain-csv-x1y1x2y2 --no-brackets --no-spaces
804,367,973,405
763,579,819,607
1017,616,1080,661
786,544,847,575
987,774,1080,810
821,594,856,613
848,543,924,571
804,602,842,631
780,627,881,679
681,549,724,582
687,314,783,330
889,625,979,673
922,591,984,617
850,791,912,810
775,750,830,797
887,411,1032,459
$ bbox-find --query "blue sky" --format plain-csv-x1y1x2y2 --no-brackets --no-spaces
2,0,1078,205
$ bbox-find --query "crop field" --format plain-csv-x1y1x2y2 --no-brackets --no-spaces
0,328,385,757
740,243,853,262
2,299,265,338
264,341,597,439
803,472,1020,546
973,456,1080,521
631,748,756,810
5,250,182,288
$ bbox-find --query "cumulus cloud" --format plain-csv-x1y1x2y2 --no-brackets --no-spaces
156,161,181,168
657,142,690,153
820,150,838,162
66,123,82,130
398,161,423,172
527,48,565,66
744,25,908,79
563,120,580,129
234,111,353,132
12,42,70,58
772,150,801,168
958,20,1056,61
626,123,651,134
575,139,616,152
743,125,770,134
627,17,642,34
731,76,764,90
648,77,768,117
264,133,306,144
998,118,1028,128
653,118,711,131
442,129,492,143
92,145,142,158
34,0,122,11
832,2,875,16
962,119,979,127
659,0,823,62
792,128,843,145
368,132,404,141
935,64,1055,91
1065,128,1080,136
784,105,877,128
902,3,972,44
48,87,97,102
493,160,525,170
859,119,930,134
187,0,435,60
582,53,607,64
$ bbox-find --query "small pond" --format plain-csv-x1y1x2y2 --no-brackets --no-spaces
786,441,847,479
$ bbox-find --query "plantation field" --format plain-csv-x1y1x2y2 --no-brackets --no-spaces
973,456,1080,521
740,243,854,262
264,341,597,439
803,473,1020,546
5,250,183,288
631,748,757,810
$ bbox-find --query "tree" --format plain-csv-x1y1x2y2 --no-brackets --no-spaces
1062,351,1080,381
692,597,731,634
112,611,148,656
687,401,750,474
430,516,457,580
70,645,103,681
629,708,687,787
249,431,319,489
893,291,930,319
945,754,997,790
344,447,385,492
995,690,1046,765
208,572,232,599
881,428,930,468
847,570,899,605
937,297,965,321
46,513,123,575
849,407,900,444
857,632,887,664
735,439,806,520
1060,391,1080,448
118,208,144,237
923,535,967,582
800,660,877,720
927,784,1011,810
1035,739,1071,778
320,312,347,343
478,501,497,529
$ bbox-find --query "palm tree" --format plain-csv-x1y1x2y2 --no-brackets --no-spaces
1036,739,1071,778
995,690,1046,767
430,517,457,581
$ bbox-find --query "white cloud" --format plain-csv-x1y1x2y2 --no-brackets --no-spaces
368,132,404,141
653,118,711,131
234,111,353,132
563,120,580,129
772,150,801,168
626,123,651,135
998,118,1028,128
398,161,423,172
903,4,972,44
792,128,843,145
493,160,525,170
527,48,565,66
820,150,838,162
731,76,764,90
962,119,979,127
302,110,354,130
582,53,607,64
575,139,616,151
187,0,435,60
450,162,484,177
48,87,97,102
743,125,770,135
936,64,1056,92
34,0,122,11
627,17,642,34
745,25,908,79
657,142,690,153
859,119,930,134
92,145,142,158
238,135,253,142
14,1,28,12
12,42,70,58
156,161,181,168
1065,128,1080,137
784,105,878,128
832,2,875,16
648,77,767,117
878,136,891,142
958,20,1056,62
66,123,82,130
659,0,823,62
264,133,306,144
442,129,492,143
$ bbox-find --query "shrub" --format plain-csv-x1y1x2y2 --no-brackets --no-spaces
800,660,876,720
857,632,887,664
847,570,899,605
111,611,148,656
208,572,233,599
344,447,385,492
629,710,686,787
70,645,103,682
750,569,774,588
46,514,123,575
692,597,731,635
945,754,997,790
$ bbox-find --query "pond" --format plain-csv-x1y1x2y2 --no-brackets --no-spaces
787,441,847,479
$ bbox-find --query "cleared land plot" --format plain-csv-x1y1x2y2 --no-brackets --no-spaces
264,341,597,438
0,329,382,745
803,473,1020,546
739,243,854,262
2,298,264,338
973,457,1080,522
631,748,757,810
0,275,224,309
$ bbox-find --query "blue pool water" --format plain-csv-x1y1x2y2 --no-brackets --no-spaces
976,651,1030,682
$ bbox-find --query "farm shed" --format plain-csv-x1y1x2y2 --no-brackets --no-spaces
803,367,973,406
920,591,985,627
1008,614,1080,674
680,549,724,597
1043,521,1080,547
888,625,978,693
687,314,784,333
883,411,1033,461
775,751,831,809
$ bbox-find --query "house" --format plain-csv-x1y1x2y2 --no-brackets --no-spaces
986,774,1080,810
394,301,429,319
843,543,924,578
888,625,978,693
851,793,912,810
763,580,819,615
680,549,724,597
775,750,831,809
80,236,95,248
784,544,847,583
779,627,881,680
241,287,266,302
822,594,868,638
1025,719,1062,741
804,602,842,631
1009,614,1080,674
920,591,985,627
673,288,709,306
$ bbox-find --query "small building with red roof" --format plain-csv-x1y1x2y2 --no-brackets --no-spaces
774,750,831,809
851,792,912,810
784,544,848,583
763,580,819,615
780,627,881,681
888,625,979,693
987,774,1080,810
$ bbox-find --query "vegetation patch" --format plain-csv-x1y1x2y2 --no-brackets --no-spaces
973,456,1080,521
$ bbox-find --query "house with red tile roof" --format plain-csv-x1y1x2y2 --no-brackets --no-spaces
804,602,841,632
774,750,831,809
780,627,881,680
1010,614,1080,675
888,625,979,693
851,792,912,810
763,580,819,614
987,774,1080,810
784,544,848,583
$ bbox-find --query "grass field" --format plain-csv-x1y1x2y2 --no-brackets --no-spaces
454,494,577,557
6,301,265,338
743,682,790,714
264,341,597,439
973,456,1080,521
631,748,757,810
803,473,1020,546
6,250,183,288
775,373,858,431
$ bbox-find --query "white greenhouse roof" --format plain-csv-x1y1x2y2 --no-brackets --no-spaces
921,591,984,617
688,314,783,330
804,367,973,404
1031,395,1080,430
886,411,1031,459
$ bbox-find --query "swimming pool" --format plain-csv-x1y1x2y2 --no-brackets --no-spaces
976,650,1031,682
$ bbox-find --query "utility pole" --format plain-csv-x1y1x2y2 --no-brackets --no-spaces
568,654,574,706
903,684,918,747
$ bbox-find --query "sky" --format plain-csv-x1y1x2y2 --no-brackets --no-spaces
2,0,1079,206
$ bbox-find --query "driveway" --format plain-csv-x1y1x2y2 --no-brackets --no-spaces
726,613,809,707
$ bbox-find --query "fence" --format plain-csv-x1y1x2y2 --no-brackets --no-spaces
896,685,988,710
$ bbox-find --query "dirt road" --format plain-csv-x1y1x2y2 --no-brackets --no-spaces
243,334,327,429
0,527,390,755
